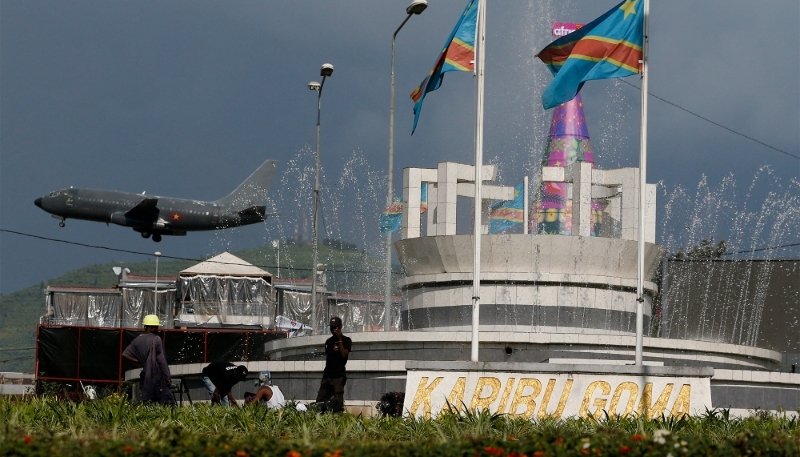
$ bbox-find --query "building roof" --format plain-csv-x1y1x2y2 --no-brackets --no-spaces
46,285,120,294
180,252,272,278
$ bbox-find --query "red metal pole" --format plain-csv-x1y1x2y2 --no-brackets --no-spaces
118,329,124,389
76,327,82,379
203,330,208,363
34,324,41,393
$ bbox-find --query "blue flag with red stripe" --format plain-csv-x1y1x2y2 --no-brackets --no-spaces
488,183,524,234
409,0,478,134
536,0,643,109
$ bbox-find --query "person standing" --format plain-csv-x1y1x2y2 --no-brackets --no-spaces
201,361,248,406
315,316,351,413
122,314,175,405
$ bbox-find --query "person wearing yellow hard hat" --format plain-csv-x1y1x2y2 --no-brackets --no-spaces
122,314,175,405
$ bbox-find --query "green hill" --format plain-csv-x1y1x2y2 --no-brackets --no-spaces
0,240,400,373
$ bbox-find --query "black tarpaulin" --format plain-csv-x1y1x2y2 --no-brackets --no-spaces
207,332,246,362
163,331,204,364
37,327,79,378
246,332,286,361
79,328,121,380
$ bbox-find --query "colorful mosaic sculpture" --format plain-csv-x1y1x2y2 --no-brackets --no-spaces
532,93,604,236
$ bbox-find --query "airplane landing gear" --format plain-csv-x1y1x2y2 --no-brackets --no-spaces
152,234,162,242
141,232,151,239
59,221,65,228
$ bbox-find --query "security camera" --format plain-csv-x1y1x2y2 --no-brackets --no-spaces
320,63,334,77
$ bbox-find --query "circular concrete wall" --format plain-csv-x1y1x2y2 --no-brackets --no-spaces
395,234,662,334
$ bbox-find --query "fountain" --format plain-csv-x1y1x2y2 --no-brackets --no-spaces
250,94,799,418
118,129,797,417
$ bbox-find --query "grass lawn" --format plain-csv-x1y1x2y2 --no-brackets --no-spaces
1,395,798,456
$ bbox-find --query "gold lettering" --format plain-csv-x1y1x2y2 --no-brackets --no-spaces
497,378,516,414
537,379,556,419
580,381,611,419
552,379,573,419
508,378,542,419
609,382,639,418
470,377,502,412
637,383,674,419
445,377,467,412
409,377,443,419
670,384,691,418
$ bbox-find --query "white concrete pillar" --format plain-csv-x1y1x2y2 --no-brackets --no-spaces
570,162,593,237
402,168,422,239
437,162,459,236
426,184,438,236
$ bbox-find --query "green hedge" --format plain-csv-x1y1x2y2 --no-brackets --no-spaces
1,396,798,456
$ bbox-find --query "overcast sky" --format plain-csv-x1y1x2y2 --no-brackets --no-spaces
1,0,798,294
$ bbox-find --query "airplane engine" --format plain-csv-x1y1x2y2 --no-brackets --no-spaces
110,212,128,226
110,212,166,229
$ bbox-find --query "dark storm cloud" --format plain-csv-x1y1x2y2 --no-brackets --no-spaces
1,0,798,293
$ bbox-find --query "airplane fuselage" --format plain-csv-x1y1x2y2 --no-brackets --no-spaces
35,188,265,237
34,159,277,242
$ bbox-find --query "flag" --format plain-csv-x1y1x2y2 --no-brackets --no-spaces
380,199,403,235
410,0,478,134
536,0,644,109
380,184,428,235
488,183,524,234
420,182,428,213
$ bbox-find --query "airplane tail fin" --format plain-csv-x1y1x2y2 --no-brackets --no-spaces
215,159,278,209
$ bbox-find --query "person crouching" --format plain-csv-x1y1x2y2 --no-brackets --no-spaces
201,361,248,406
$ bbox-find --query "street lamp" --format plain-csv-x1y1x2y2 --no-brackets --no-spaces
154,252,162,315
309,62,333,334
272,239,280,279
385,0,428,332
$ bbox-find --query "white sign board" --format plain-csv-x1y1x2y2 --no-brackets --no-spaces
403,371,712,419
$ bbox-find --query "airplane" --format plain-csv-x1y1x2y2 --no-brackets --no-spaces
34,159,278,242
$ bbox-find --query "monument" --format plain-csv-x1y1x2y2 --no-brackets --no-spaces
251,93,798,418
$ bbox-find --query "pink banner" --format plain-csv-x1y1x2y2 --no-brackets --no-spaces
552,22,583,37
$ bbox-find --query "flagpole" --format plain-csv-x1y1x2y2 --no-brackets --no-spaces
471,0,486,363
635,0,650,366
523,176,529,234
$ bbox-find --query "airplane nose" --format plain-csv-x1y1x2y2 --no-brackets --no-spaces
34,197,43,208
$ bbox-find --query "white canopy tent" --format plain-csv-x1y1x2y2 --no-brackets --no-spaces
176,252,274,328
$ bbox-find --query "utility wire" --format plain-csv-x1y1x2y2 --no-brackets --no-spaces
0,229,404,275
722,242,800,256
621,79,800,161
0,347,35,352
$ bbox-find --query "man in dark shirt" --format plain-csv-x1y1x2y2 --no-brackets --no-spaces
201,361,248,406
122,314,175,405
315,316,352,413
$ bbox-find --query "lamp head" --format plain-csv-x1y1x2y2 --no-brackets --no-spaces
320,63,334,77
406,0,428,15
308,81,321,91
112,267,122,276
154,251,161,257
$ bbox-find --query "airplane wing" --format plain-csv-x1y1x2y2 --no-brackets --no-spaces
125,197,159,221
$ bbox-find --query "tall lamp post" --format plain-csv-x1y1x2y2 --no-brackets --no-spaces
309,63,334,334
272,239,280,279
154,251,161,314
385,0,428,332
